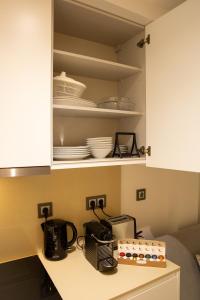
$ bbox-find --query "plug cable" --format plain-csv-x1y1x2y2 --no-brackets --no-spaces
98,200,112,217
42,207,49,222
90,200,101,220
92,206,101,220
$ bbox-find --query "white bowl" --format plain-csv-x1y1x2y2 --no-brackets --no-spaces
90,145,112,150
90,148,112,158
88,143,113,147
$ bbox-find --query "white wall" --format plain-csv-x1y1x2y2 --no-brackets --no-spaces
121,165,199,236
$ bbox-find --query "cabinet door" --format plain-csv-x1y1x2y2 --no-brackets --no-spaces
0,0,52,169
146,0,200,172
127,275,179,300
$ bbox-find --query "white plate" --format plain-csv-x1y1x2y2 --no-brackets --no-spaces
88,145,112,149
54,100,96,108
53,151,89,155
53,154,90,160
87,137,112,140
87,142,113,146
53,150,89,153
53,146,88,149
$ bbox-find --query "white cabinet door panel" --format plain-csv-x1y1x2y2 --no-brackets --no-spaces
146,0,200,172
0,0,52,168
127,276,179,300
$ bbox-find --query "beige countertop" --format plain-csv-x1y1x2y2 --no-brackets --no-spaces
38,249,179,300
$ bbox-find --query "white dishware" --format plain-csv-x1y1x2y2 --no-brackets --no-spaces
53,153,89,160
86,137,112,141
53,146,90,160
53,72,86,97
53,97,97,108
90,148,112,159
89,145,112,150
87,142,112,146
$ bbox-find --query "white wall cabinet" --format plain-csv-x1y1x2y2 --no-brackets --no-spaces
52,0,199,173
52,0,146,170
1,0,198,174
0,0,52,175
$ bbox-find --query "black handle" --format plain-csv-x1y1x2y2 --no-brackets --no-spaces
66,221,77,248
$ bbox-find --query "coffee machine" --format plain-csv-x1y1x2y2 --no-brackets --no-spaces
83,221,118,272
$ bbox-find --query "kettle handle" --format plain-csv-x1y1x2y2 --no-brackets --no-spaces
66,221,77,248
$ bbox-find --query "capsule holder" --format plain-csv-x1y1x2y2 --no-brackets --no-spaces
118,239,166,268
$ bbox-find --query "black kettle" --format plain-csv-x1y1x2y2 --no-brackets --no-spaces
41,219,77,261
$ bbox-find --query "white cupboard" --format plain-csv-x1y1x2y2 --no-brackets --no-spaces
1,0,198,174
52,0,146,170
52,0,200,173
0,0,52,175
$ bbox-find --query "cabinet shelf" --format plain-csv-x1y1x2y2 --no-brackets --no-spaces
52,157,145,170
53,104,142,119
54,50,141,80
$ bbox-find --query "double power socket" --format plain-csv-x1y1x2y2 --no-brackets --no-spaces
86,194,106,210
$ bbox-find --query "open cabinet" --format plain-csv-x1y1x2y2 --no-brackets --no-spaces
52,0,147,169
53,0,200,172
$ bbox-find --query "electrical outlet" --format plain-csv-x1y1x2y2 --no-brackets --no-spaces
96,195,106,208
38,202,53,218
136,189,146,201
86,197,97,210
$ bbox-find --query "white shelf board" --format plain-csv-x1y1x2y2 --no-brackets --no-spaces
54,50,141,80
53,104,142,119
54,0,144,47
51,157,146,170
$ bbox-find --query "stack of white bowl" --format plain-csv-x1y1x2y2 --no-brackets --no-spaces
53,146,89,161
86,137,112,159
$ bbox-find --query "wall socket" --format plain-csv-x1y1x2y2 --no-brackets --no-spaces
38,202,53,218
86,195,106,210
136,189,146,201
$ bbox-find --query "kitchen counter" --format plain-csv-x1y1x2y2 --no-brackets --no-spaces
38,249,180,300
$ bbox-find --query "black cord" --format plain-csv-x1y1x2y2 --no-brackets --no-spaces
100,207,112,217
92,207,101,220
42,207,49,222
136,230,143,239
98,199,112,217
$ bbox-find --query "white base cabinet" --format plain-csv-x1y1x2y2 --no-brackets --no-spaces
113,273,180,300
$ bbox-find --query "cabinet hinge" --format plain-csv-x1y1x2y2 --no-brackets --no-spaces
139,146,151,156
137,34,150,48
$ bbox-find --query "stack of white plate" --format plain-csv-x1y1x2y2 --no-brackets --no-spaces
115,144,128,154
86,137,112,158
53,146,89,161
53,96,97,108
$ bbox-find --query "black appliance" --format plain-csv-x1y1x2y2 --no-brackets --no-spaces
84,220,118,272
0,256,62,300
41,219,77,261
